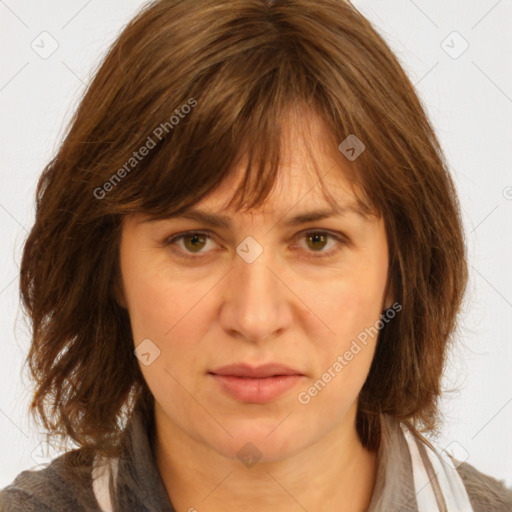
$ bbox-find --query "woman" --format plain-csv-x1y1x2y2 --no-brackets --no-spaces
1,0,511,511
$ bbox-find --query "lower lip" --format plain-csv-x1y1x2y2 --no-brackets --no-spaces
210,374,304,403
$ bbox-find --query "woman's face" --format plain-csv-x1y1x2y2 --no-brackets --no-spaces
118,117,391,463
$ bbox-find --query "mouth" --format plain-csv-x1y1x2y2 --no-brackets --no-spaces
210,362,304,378
208,363,305,403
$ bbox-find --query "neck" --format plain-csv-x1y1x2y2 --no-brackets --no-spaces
154,407,378,512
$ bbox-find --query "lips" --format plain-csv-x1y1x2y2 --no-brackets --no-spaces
209,363,305,403
209,363,304,378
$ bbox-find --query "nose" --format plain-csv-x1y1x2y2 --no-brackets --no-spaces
219,244,293,344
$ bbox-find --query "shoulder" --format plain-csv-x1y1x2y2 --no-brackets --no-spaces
454,458,512,512
0,450,100,512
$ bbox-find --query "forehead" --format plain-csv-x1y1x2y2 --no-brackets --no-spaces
131,105,378,228
201,112,365,216
201,163,359,221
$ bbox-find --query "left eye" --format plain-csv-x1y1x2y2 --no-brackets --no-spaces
163,230,346,259
295,231,344,256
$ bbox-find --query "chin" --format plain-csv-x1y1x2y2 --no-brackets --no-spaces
202,418,314,464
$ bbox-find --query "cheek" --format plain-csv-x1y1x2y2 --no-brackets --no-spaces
120,243,200,342
300,245,388,391
121,260,210,413
296,277,384,423
120,246,216,381
122,270,172,343
312,261,387,344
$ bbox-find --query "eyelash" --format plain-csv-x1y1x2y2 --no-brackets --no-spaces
163,230,347,261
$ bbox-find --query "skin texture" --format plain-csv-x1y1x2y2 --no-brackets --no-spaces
117,113,392,511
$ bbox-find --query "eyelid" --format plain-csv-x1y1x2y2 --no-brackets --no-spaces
290,229,346,255
162,228,348,259
162,230,217,256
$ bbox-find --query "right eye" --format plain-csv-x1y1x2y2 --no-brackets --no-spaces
163,230,219,259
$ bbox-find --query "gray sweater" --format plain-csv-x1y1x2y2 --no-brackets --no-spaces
1,410,511,511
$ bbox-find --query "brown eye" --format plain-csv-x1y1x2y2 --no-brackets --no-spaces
164,229,346,261
182,233,208,252
163,230,216,259
306,233,329,251
295,230,347,259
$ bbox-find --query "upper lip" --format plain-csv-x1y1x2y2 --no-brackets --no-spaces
209,363,304,378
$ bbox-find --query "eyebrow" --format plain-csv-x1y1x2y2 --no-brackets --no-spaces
156,203,370,229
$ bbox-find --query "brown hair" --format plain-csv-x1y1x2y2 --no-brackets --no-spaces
20,0,467,457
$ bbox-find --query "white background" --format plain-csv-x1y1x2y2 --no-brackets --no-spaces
1,0,511,490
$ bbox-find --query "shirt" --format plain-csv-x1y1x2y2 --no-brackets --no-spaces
1,408,511,511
